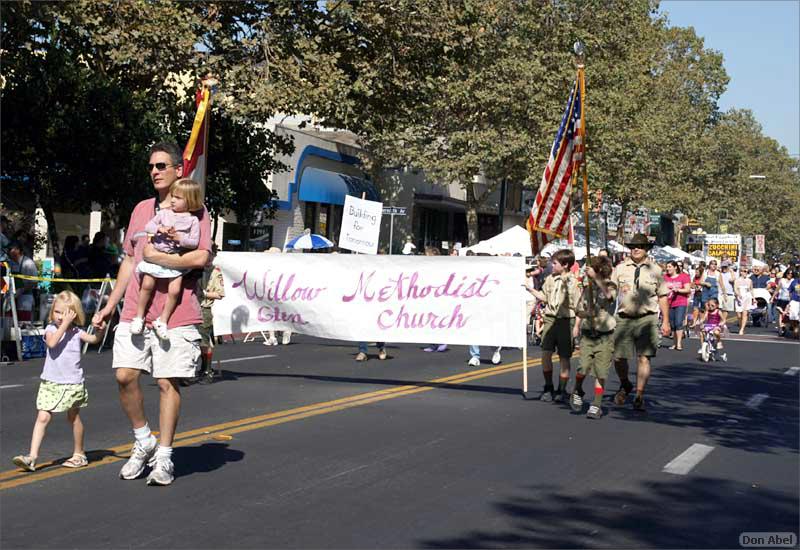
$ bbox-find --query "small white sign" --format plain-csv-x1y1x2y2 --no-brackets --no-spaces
339,195,383,254
755,234,765,255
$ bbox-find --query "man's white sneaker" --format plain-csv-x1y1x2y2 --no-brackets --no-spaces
146,456,175,486
491,349,502,365
281,332,291,345
152,319,169,340
119,436,157,480
130,317,145,335
468,357,481,367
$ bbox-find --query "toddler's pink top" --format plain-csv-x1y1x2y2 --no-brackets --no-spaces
145,209,200,254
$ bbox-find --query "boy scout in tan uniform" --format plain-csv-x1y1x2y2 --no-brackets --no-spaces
526,249,581,402
572,255,616,419
611,234,671,411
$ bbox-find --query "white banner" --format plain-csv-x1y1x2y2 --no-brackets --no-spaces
339,195,383,254
212,253,526,347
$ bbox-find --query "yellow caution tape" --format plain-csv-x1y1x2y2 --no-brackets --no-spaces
10,274,115,283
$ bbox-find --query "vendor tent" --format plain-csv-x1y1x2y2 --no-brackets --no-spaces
661,245,693,260
459,225,531,256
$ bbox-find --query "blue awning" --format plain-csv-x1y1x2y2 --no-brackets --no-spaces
298,167,380,205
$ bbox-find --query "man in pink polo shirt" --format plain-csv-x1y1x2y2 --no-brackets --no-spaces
93,142,211,486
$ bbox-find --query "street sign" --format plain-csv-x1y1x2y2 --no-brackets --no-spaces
382,206,407,216
755,234,765,255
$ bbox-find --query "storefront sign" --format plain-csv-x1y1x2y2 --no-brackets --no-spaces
686,234,704,253
212,253,526,347
704,234,741,263
339,195,383,254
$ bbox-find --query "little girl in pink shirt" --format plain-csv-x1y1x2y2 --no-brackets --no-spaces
131,178,202,339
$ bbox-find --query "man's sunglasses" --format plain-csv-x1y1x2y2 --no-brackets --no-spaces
147,162,178,172
629,244,648,250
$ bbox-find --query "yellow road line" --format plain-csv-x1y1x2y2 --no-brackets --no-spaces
0,365,516,483
0,359,540,491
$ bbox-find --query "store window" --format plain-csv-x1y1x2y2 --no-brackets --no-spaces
222,223,273,252
303,201,344,243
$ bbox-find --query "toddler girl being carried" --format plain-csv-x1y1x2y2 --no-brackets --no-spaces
130,178,203,339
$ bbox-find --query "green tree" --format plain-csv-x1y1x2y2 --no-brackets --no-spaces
1,1,341,246
702,109,800,259
204,115,294,247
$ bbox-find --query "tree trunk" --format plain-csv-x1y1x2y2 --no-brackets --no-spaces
42,203,60,258
616,201,628,241
465,182,480,246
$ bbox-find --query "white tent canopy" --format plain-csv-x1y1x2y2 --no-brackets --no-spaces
540,242,599,261
608,240,629,253
661,245,693,260
459,225,531,256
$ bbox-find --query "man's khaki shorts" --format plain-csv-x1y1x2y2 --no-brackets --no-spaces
613,314,660,360
579,331,614,379
112,322,201,379
541,316,575,358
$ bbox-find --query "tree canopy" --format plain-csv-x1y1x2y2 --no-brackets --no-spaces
2,0,797,256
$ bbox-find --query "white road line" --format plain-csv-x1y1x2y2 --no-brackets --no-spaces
0,384,24,390
663,444,715,475
784,367,800,376
724,337,799,345
745,393,769,409
218,354,276,364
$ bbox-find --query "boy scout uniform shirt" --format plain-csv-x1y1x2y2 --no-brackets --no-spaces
611,258,669,316
541,272,580,318
577,279,617,332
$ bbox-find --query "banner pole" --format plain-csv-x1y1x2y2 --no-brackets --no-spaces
522,265,527,393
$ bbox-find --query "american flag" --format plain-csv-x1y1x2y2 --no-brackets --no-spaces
527,74,584,254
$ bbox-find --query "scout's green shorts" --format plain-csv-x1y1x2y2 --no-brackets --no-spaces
36,380,88,413
201,307,214,348
579,331,614,379
613,314,660,360
541,317,575,358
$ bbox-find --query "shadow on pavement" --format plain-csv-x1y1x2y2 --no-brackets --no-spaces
611,361,799,454
420,477,798,549
173,443,244,479
212,369,521,396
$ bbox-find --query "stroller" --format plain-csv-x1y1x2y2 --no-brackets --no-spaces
750,288,771,327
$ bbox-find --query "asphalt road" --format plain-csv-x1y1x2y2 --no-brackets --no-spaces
1,326,798,549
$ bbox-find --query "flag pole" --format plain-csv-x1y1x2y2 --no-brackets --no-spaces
576,42,596,335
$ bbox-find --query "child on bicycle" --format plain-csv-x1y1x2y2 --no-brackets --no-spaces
696,297,727,362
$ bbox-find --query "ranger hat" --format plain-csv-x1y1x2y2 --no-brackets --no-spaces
624,233,653,249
